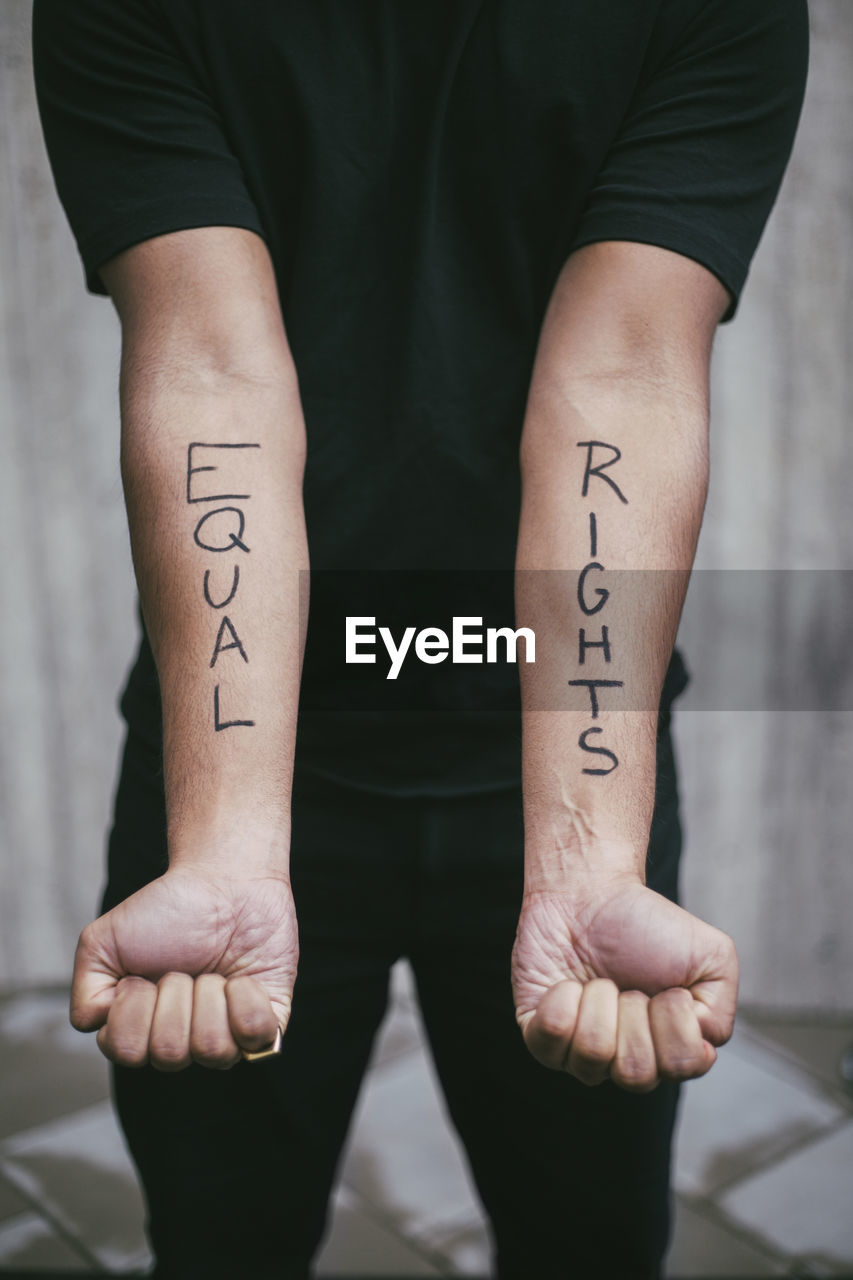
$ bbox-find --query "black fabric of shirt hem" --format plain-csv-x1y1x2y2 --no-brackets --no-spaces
79,197,266,295
569,210,747,324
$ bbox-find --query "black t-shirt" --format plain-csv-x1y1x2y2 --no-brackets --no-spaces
33,0,808,794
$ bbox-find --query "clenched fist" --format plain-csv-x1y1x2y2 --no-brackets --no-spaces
70,868,298,1070
512,874,738,1092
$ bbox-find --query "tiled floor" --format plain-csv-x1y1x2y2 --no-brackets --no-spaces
0,966,851,1277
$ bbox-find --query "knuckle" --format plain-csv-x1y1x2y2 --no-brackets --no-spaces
120,1052,149,1070
121,975,150,990
523,1023,565,1071
202,1050,239,1070
161,971,192,990
151,1056,187,1073
658,987,691,1011
191,1032,223,1060
196,973,224,993
660,1052,699,1080
191,1036,236,1068
113,1039,149,1069
576,1037,612,1068
620,990,648,1009
616,1052,654,1082
716,1017,735,1047
69,1003,89,1032
536,1013,569,1044
616,1072,659,1094
721,931,738,962
237,1010,272,1041
151,1039,190,1070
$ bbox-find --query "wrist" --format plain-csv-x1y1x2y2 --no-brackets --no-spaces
523,833,646,896
167,810,291,878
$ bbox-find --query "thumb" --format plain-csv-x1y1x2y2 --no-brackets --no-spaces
265,966,297,1038
691,934,739,1048
271,990,293,1036
69,919,122,1032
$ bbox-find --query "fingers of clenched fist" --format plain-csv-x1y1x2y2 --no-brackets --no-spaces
224,974,281,1052
188,974,242,1069
648,988,716,1082
524,980,717,1090
95,973,281,1071
568,979,619,1085
611,992,658,1092
522,979,582,1071
96,976,157,1068
149,972,194,1071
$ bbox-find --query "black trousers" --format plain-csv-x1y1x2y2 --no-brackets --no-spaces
102,717,683,1280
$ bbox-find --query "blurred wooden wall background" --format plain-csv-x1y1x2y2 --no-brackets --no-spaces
1,1,851,1011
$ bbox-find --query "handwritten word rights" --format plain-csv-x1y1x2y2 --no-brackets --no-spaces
568,440,627,776
187,441,259,731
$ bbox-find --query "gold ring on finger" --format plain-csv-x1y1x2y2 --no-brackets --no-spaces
241,1024,284,1063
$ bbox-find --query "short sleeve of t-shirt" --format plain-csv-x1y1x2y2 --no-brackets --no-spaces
568,0,809,322
32,0,265,295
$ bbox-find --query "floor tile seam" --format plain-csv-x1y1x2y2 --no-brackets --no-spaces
777,1266,828,1278
120,1245,155,1271
0,1100,113,1158
675,1189,800,1273
726,1027,850,1105
339,1171,483,1242
0,1169,31,1221
0,1205,63,1243
376,986,425,1032
403,1204,488,1252
734,1019,849,1069
740,1007,853,1030
371,1040,426,1072
390,988,420,1014
0,1157,103,1272
732,1026,853,1113
336,1176,482,1272
784,1258,853,1279
698,1114,853,1201
331,1182,446,1274
429,1214,491,1256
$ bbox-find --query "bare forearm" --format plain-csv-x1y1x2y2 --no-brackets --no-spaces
516,370,708,891
121,365,308,874
509,246,736,1085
